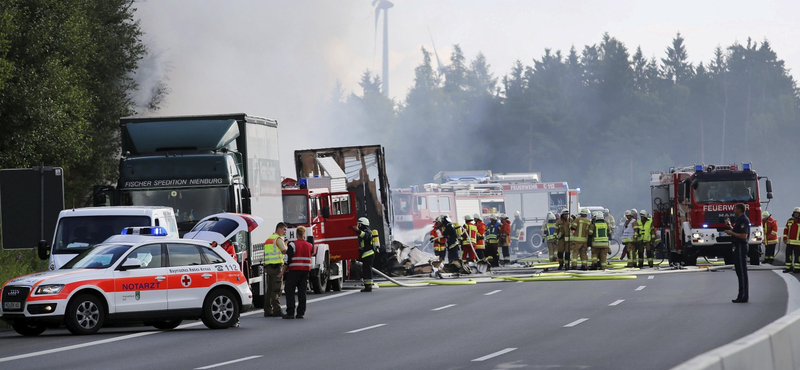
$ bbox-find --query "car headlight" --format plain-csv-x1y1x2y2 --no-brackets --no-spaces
35,284,65,295
691,233,701,239
753,231,763,237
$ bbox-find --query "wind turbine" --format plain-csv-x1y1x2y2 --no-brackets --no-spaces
371,0,393,97
428,27,449,77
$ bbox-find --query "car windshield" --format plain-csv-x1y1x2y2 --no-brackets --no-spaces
694,180,757,203
53,216,150,254
392,194,412,214
282,194,309,225
120,187,230,233
62,244,134,269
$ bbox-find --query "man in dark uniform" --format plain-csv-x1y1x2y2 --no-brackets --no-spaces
440,215,460,264
723,203,750,303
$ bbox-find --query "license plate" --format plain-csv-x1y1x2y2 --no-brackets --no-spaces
3,302,21,310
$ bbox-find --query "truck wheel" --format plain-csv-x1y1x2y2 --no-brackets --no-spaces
12,321,47,336
201,289,239,329
330,276,343,291
65,294,105,335
311,252,330,294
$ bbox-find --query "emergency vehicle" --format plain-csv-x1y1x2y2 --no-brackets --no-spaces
650,163,772,265
1,213,257,336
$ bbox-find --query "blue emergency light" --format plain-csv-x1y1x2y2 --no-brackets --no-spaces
702,224,708,228
121,226,168,236
695,165,704,172
299,178,308,189
743,163,751,170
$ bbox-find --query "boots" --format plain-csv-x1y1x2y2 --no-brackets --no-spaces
361,284,373,292
580,265,587,271
558,262,564,270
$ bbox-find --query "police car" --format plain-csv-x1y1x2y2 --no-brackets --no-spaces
0,213,260,336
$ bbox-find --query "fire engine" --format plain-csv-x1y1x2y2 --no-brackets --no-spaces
650,163,772,265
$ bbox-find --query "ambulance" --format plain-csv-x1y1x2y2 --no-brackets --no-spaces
1,213,257,336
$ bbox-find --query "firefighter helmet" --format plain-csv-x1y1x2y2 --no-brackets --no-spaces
604,208,609,213
490,214,498,220
579,208,589,216
473,213,481,221
794,207,800,214
514,211,521,217
547,212,556,221
631,208,638,216
561,209,570,215
358,217,370,226
595,212,605,220
639,209,647,217
762,211,770,219
500,213,508,219
464,214,473,222
624,210,632,217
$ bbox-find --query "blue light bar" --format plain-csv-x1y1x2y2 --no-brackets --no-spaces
702,224,708,228
121,226,168,236
743,163,751,170
695,165,703,171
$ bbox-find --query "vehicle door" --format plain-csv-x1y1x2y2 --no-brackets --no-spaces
113,243,168,313
165,242,217,310
323,192,360,261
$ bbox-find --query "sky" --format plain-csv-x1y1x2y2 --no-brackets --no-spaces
133,0,800,178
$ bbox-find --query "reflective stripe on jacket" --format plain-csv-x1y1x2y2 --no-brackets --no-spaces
264,233,284,265
288,240,313,271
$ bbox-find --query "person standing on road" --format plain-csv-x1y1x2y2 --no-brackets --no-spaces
499,214,512,265
723,203,750,303
621,211,636,268
280,226,313,319
485,214,501,267
638,210,655,268
604,208,616,238
570,209,591,270
762,211,779,265
511,211,525,255
352,217,376,292
590,212,611,270
263,222,288,317
473,213,486,260
543,212,558,262
783,208,800,273
461,215,478,262
555,209,571,270
430,217,447,263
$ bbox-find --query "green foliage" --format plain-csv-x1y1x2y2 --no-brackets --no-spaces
0,248,40,329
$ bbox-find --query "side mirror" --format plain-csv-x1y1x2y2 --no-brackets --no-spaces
306,235,315,245
321,205,330,219
118,258,142,271
37,240,49,260
766,179,773,193
240,186,252,199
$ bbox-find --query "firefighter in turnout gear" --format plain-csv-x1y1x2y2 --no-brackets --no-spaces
430,217,447,263
604,208,616,238
590,212,611,270
556,209,571,270
762,211,778,265
543,212,558,262
638,210,655,268
622,210,637,268
473,213,486,260
351,217,376,292
441,215,461,264
499,214,512,265
485,214,501,267
461,215,479,261
783,208,800,273
511,211,525,254
570,209,591,270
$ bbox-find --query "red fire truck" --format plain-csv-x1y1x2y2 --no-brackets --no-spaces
650,163,772,265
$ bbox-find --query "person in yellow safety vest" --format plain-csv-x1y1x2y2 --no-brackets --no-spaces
570,208,592,270
473,213,486,260
461,215,478,262
430,217,447,263
638,210,656,268
351,217,376,292
511,211,525,254
589,212,611,270
604,208,616,238
621,210,637,268
555,209,571,270
783,207,800,273
263,222,288,317
762,211,779,265
542,212,558,262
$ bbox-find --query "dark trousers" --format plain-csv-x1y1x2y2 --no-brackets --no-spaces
447,246,460,263
765,244,776,264
264,264,283,315
435,250,446,263
733,243,749,301
360,254,374,284
786,245,798,270
486,243,500,267
501,245,510,260
284,270,308,316
748,244,761,266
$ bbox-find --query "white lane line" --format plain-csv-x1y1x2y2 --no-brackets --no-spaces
432,304,457,311
609,299,625,306
0,290,360,364
346,324,386,333
484,290,502,296
195,355,262,369
774,270,800,314
563,318,589,327
636,285,646,291
471,348,517,362
648,275,655,280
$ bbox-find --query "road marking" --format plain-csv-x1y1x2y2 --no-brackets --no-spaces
432,304,457,311
636,285,646,291
774,270,800,314
346,324,386,333
484,290,502,296
648,275,655,280
564,318,589,327
471,348,517,362
609,299,625,306
195,355,262,369
0,290,359,364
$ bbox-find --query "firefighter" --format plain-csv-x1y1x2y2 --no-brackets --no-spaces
542,212,558,262
440,215,461,264
511,211,525,254
570,208,591,270
430,217,447,263
351,217,375,292
638,210,655,268
604,208,616,238
555,209,571,270
590,212,611,270
783,208,800,273
499,214,512,265
263,222,287,318
485,214,501,267
473,213,486,260
461,215,478,261
762,211,778,265
621,211,637,268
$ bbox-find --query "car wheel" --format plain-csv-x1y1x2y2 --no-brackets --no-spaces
151,320,183,330
12,321,47,336
65,294,105,335
201,289,239,329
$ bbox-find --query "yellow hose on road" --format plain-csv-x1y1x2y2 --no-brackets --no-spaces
495,275,637,282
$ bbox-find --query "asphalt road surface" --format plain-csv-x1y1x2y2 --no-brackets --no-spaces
0,269,791,370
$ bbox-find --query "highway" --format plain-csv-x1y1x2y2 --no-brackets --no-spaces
0,267,795,370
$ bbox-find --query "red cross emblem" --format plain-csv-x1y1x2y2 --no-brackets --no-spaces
181,275,192,287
